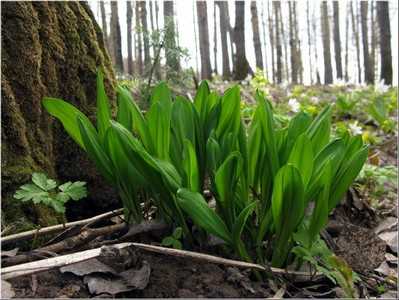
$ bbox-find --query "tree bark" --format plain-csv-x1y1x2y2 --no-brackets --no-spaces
196,1,212,80
333,1,343,80
288,2,297,83
135,2,143,75
163,1,181,76
193,2,200,79
127,1,133,75
350,2,362,83
361,2,373,84
216,1,231,80
321,2,333,84
1,1,116,229
251,1,263,70
140,1,150,74
260,2,268,79
377,1,392,85
370,1,377,82
279,6,289,81
274,1,282,83
344,2,349,82
293,3,303,84
110,1,123,73
213,2,218,74
312,5,321,84
233,1,251,80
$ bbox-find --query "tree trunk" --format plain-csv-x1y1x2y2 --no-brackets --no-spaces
279,6,289,82
377,1,392,85
110,1,123,73
288,2,297,83
135,2,143,75
306,1,313,84
140,1,150,74
213,2,218,74
268,2,275,83
274,1,282,83
361,2,373,84
333,1,343,80
370,1,377,82
127,1,133,75
312,5,321,84
233,1,251,80
344,2,349,82
350,2,362,83
251,1,263,70
196,1,212,80
260,2,268,79
216,1,231,80
163,1,180,77
321,2,333,84
1,1,116,229
193,2,200,79
100,1,109,53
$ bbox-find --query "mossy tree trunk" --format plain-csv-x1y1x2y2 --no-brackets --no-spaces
1,1,116,231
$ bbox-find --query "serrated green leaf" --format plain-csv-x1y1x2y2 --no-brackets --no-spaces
32,173,57,191
58,181,87,201
14,184,49,203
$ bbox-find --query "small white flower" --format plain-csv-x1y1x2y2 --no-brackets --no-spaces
310,96,320,104
288,98,300,113
375,79,390,94
349,121,363,136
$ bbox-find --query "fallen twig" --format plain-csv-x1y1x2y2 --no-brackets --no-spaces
1,242,322,280
1,208,124,245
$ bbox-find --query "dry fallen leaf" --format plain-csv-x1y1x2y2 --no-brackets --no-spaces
1,280,15,299
378,231,398,254
374,217,398,235
60,258,117,276
1,248,19,258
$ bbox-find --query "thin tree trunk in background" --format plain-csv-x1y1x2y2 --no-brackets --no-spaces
155,1,159,30
377,1,392,85
288,2,297,83
127,1,133,75
233,1,251,80
371,1,377,82
321,2,333,84
361,2,373,84
163,1,181,75
333,1,343,80
110,1,124,73
350,2,361,83
274,1,282,84
196,1,212,79
278,5,288,82
213,2,218,74
306,1,313,84
268,2,275,83
100,1,109,52
175,3,180,50
344,3,349,82
293,2,303,84
135,2,143,75
260,2,268,79
140,1,150,74
251,1,263,70
193,2,200,78
312,5,321,84
226,7,235,70
216,1,231,80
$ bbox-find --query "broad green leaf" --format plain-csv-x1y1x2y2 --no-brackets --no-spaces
42,98,95,149
306,105,332,155
193,80,210,119
232,201,256,245
58,181,87,201
216,86,241,137
32,173,57,191
177,188,232,244
329,146,368,210
287,133,314,187
182,139,200,192
77,116,114,183
50,200,65,214
96,69,111,141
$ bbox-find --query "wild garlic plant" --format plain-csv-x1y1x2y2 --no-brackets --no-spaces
43,70,368,268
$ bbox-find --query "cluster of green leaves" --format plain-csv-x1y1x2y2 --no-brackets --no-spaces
14,173,87,214
43,71,368,269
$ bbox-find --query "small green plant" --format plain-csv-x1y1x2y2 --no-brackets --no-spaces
14,172,87,214
161,227,183,249
43,70,368,275
369,97,396,133
335,93,357,116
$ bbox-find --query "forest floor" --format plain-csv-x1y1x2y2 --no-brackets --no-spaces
2,81,398,298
